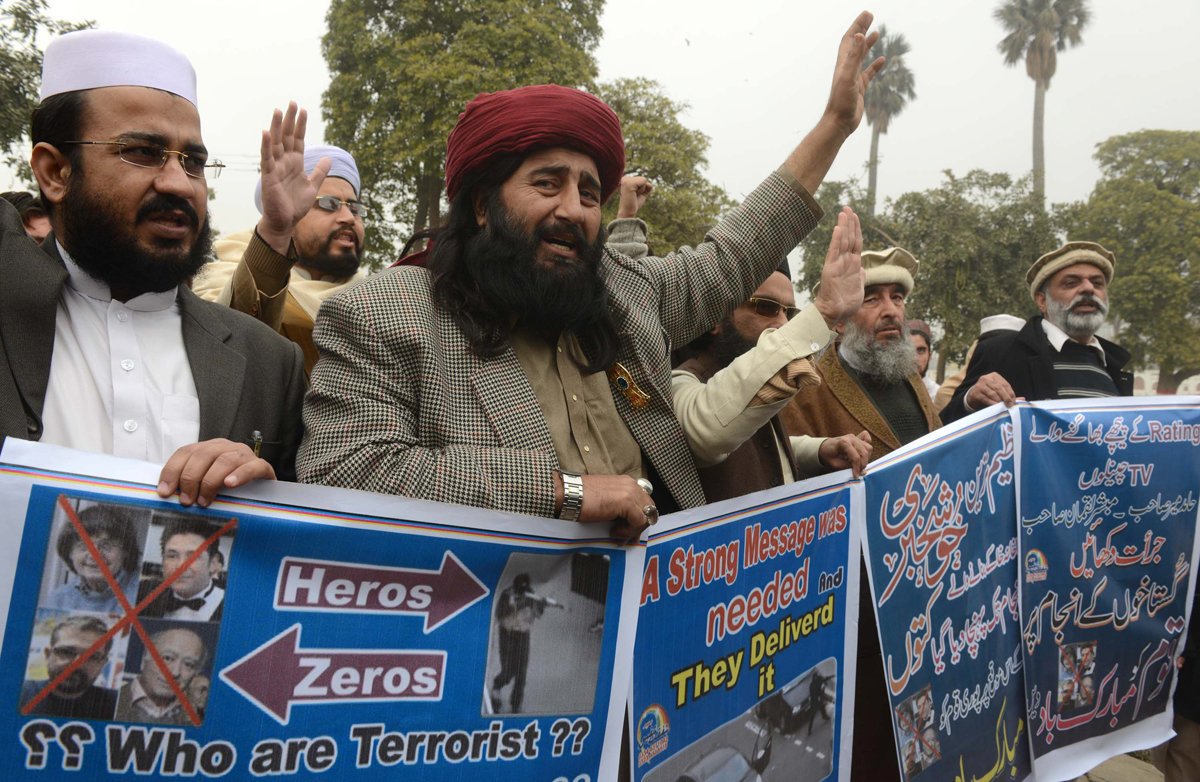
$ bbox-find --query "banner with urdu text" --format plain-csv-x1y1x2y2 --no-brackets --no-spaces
1014,398,1200,781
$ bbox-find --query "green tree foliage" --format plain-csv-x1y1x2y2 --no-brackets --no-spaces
0,0,89,180
597,77,734,257
800,171,1053,381
863,25,916,217
994,0,1090,206
1054,130,1200,392
321,0,603,265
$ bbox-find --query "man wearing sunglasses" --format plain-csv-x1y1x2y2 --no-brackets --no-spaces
0,30,305,507
647,198,874,503
194,113,368,372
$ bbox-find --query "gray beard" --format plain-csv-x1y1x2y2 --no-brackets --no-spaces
1045,294,1107,339
839,321,919,385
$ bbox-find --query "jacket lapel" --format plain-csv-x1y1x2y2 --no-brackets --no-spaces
820,349,901,453
0,229,66,437
469,350,557,455
178,288,244,441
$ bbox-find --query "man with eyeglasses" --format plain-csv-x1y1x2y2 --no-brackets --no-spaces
20,614,117,719
0,29,305,508
194,107,368,372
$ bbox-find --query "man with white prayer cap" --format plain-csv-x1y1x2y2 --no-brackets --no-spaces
192,114,368,372
0,29,305,506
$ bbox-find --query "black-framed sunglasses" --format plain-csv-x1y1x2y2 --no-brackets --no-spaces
314,195,367,217
63,140,224,179
745,297,800,320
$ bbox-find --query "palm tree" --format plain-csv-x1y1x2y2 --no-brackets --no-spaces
995,0,1090,206
864,26,916,217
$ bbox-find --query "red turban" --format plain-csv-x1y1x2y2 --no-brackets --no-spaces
443,84,625,203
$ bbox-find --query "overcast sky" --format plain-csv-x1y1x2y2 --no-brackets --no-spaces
5,0,1198,242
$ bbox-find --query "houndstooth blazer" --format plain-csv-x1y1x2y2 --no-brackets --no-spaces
297,172,821,516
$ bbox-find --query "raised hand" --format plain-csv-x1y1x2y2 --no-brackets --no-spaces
616,175,653,219
814,206,864,327
824,11,886,137
257,102,331,254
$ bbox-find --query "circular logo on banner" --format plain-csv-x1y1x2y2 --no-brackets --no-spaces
636,704,670,767
1025,549,1048,582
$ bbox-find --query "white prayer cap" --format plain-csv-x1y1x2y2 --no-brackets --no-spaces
39,29,198,107
254,144,361,213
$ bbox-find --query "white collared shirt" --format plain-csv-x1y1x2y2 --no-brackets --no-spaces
40,243,200,462
1041,319,1107,366
164,582,225,621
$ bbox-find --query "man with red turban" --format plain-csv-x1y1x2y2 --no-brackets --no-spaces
298,13,883,541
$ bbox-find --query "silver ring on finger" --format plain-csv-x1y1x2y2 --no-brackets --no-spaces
642,504,659,526
637,478,654,495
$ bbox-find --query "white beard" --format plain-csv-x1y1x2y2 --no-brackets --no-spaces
839,320,919,385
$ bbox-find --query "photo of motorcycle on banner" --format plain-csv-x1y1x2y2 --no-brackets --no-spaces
0,441,642,781
629,471,861,782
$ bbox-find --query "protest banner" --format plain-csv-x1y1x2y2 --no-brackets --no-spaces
0,440,641,781
1014,398,1200,780
630,471,860,782
862,408,1029,782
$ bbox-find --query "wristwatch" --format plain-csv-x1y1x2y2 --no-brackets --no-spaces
558,471,584,522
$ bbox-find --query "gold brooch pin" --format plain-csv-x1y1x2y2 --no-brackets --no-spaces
607,363,650,409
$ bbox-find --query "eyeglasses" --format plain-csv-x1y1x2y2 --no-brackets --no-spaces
745,297,800,320
314,195,367,217
63,140,224,179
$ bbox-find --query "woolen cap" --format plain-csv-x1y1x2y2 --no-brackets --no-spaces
39,29,197,107
862,247,918,294
1026,241,1115,300
443,84,625,203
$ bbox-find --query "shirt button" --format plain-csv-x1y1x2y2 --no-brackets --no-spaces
571,394,579,402
115,311,129,323
811,342,821,351
583,445,591,453
557,346,563,353
120,359,135,372
123,420,138,433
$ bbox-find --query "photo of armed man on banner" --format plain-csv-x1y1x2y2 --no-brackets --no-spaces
484,552,609,715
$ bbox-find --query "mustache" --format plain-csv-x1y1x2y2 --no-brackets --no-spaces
136,195,199,229
536,219,588,250
874,316,905,335
1070,294,1108,314
327,227,362,252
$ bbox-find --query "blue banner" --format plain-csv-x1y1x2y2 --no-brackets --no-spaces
0,442,640,781
630,472,860,782
863,409,1029,782
1015,398,1200,778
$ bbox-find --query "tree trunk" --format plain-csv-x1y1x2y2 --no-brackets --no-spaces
424,157,443,229
1155,367,1189,395
414,163,431,233
866,125,881,217
1032,79,1046,208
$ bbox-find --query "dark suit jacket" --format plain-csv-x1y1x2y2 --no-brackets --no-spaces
0,201,306,478
941,315,1133,424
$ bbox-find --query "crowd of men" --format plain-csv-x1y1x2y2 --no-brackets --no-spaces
0,10,1189,782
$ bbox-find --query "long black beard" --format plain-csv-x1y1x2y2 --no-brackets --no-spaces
465,198,613,360
59,175,212,296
